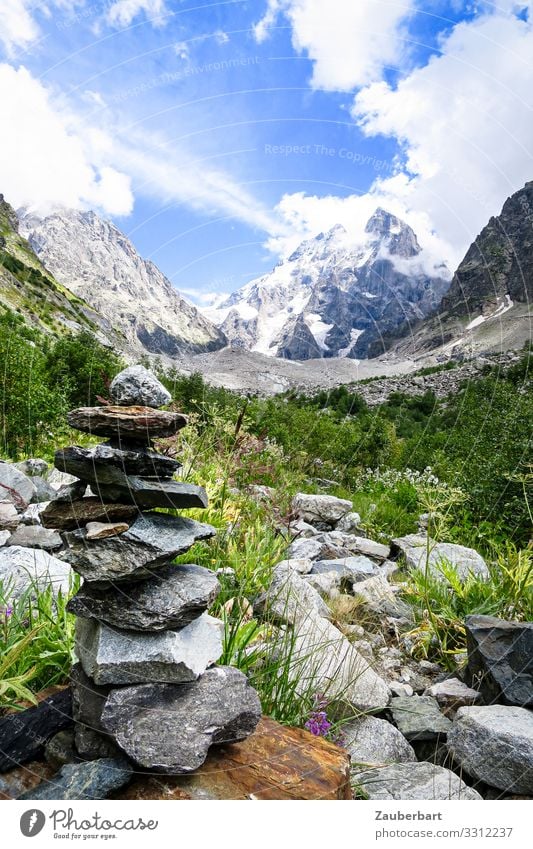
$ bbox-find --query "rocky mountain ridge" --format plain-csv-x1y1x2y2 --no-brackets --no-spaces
205,209,451,360
19,207,226,359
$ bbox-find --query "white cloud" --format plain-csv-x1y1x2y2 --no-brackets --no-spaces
106,0,168,28
1,0,39,55
352,6,533,262
0,64,133,216
254,0,414,89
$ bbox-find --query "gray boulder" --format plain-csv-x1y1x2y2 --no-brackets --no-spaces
352,574,412,619
274,558,313,575
392,534,489,581
18,758,133,800
343,715,416,766
335,511,362,533
465,615,533,707
109,365,171,408
0,546,72,602
15,458,48,478
311,555,377,582
62,512,216,583
292,493,352,526
100,666,262,773
425,678,482,710
255,565,330,625
390,695,452,741
29,477,57,503
287,536,353,562
76,613,224,686
0,502,20,530
0,530,11,546
0,463,36,511
68,563,220,631
354,762,481,800
447,705,533,794
7,525,62,551
317,532,390,561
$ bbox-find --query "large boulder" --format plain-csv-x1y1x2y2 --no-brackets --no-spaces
342,715,416,767
391,534,489,581
0,463,36,511
292,493,352,527
464,615,533,707
0,546,72,603
100,666,262,773
109,365,171,408
75,613,224,685
447,705,533,794
353,762,482,800
68,563,220,631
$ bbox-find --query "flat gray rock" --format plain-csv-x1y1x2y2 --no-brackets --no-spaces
0,463,36,511
392,534,489,581
447,705,533,795
41,497,139,531
94,478,208,511
76,613,224,685
318,532,390,561
425,678,482,709
7,525,62,551
465,615,533,707
67,405,187,441
110,365,171,408
55,442,180,480
68,563,220,631
100,666,262,773
343,715,416,766
354,762,482,800
18,757,133,800
311,555,377,582
390,694,452,741
292,493,353,526
287,536,353,562
0,546,72,603
62,512,216,582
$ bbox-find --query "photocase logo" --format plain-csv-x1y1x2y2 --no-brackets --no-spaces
20,810,46,838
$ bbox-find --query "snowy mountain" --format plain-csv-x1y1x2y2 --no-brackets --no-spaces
19,209,226,359
204,209,451,360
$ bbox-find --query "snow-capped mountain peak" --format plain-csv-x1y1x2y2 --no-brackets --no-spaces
206,208,450,360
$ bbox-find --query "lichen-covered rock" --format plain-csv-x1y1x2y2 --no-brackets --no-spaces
447,705,533,794
100,666,262,774
353,762,482,800
68,563,220,631
75,613,224,685
67,406,187,441
62,512,216,583
109,365,171,408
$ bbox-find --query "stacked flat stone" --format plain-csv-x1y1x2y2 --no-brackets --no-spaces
46,365,261,774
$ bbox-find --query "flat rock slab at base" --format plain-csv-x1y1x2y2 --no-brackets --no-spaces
0,546,72,604
62,512,216,583
18,757,133,800
465,614,533,707
447,705,533,795
68,563,220,631
0,687,72,772
353,762,482,800
0,462,36,511
391,534,489,581
115,717,352,800
342,715,417,767
76,613,224,685
56,443,181,480
110,365,171,408
41,498,139,531
94,479,208,511
390,695,452,741
292,493,353,526
67,406,187,440
7,525,62,551
101,666,262,773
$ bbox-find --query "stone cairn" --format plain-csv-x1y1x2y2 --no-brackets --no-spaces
41,365,261,774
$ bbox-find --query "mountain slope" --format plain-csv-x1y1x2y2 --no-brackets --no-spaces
388,181,533,358
0,194,124,345
19,209,226,359
205,209,450,360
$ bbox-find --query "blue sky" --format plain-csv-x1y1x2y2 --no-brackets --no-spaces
1,1,532,304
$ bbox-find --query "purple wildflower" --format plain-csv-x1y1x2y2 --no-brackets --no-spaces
305,694,332,737
2,605,13,619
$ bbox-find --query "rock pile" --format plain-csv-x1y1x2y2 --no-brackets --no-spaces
56,365,261,773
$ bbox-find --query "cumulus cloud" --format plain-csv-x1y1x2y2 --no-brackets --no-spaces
1,0,40,54
254,0,414,89
0,64,133,216
106,0,168,28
